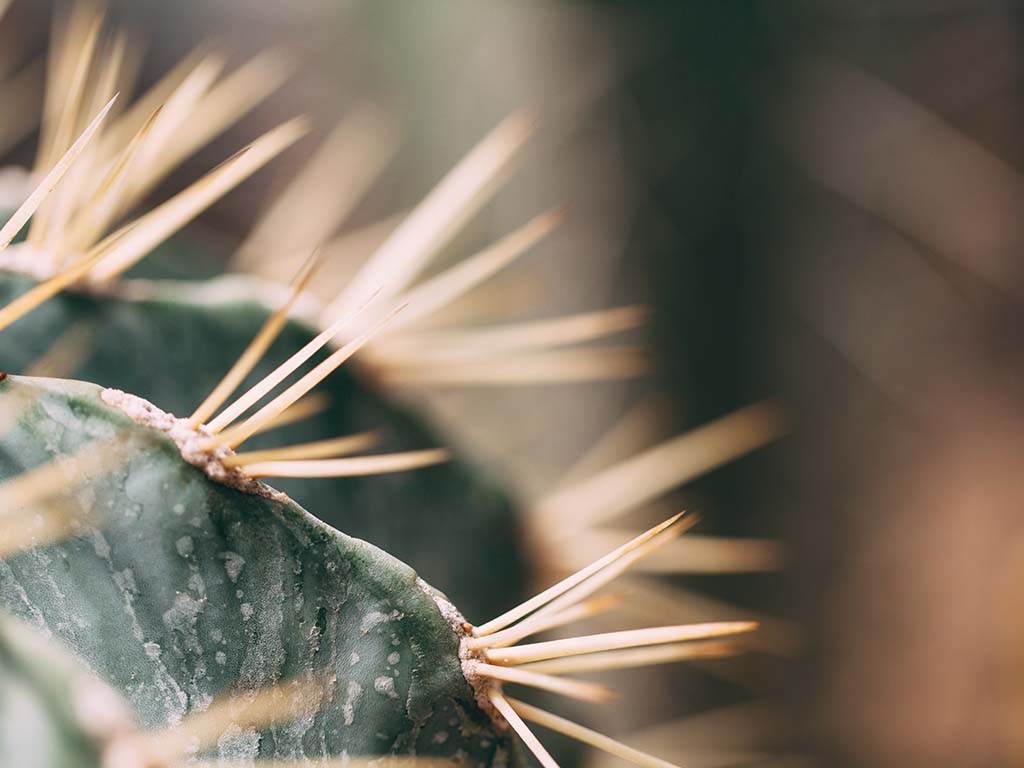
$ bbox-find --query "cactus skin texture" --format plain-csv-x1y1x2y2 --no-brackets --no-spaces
0,270,530,623
0,375,514,765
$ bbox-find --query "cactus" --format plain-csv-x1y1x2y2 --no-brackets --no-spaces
0,374,512,765
0,373,752,767
0,4,775,767
0,269,529,622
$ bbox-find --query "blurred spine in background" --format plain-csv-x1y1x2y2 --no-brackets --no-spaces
764,1,1024,766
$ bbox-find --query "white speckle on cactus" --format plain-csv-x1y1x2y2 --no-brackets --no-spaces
143,641,161,659
240,603,253,621
163,594,204,641
188,573,205,596
387,651,400,665
343,680,363,725
373,676,398,699
112,568,136,598
91,531,111,558
175,536,193,557
219,551,245,582
350,651,360,666
215,651,226,665
172,503,184,515
360,611,388,633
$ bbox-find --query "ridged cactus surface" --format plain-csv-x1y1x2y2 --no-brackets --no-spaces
0,270,528,623
0,375,513,765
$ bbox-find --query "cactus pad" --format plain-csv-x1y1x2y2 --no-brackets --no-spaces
0,270,529,622
0,375,515,765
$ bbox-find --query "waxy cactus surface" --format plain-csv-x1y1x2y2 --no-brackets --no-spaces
0,375,515,765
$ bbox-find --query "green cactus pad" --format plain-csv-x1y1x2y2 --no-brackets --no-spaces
0,271,529,622
0,375,514,765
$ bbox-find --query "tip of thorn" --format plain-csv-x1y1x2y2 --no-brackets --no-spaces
216,144,254,169
290,114,315,136
503,110,540,141
627,304,650,321
544,204,570,227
